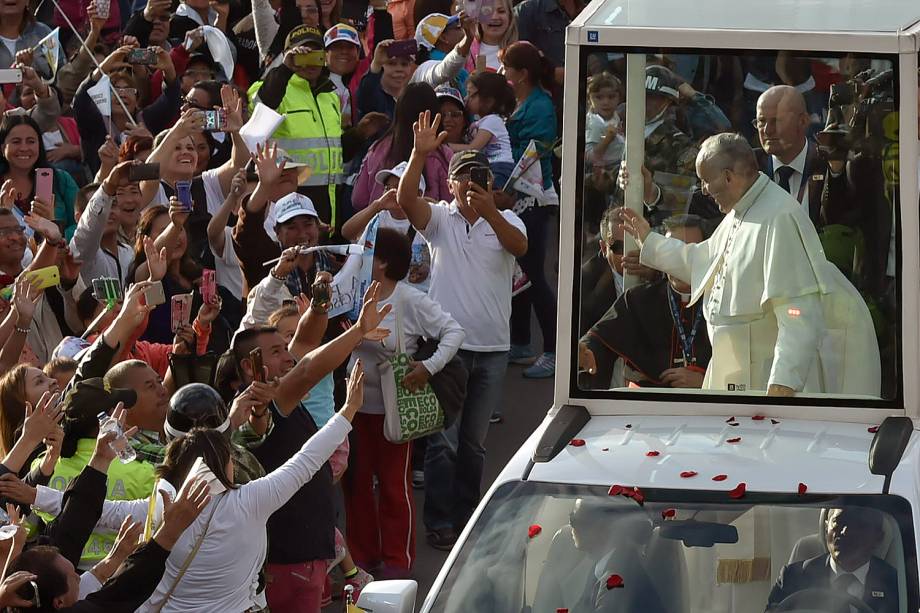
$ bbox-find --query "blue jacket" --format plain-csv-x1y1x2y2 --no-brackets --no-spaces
507,88,557,189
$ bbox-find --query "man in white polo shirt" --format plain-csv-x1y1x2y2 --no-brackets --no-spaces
397,110,528,550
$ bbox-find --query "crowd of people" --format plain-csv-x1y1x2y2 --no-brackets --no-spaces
0,0,586,608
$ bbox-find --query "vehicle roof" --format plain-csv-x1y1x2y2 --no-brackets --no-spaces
525,415,893,494
584,0,920,33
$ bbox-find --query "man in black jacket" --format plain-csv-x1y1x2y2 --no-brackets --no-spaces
766,507,899,613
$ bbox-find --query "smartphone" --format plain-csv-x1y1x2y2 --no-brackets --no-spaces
202,109,227,132
35,168,54,208
312,278,331,309
95,0,110,20
170,292,193,333
25,265,60,290
200,269,216,304
293,51,326,68
476,0,496,21
387,39,418,59
128,163,160,182
245,168,259,182
91,277,123,304
470,166,491,190
0,69,22,84
144,280,166,307
250,347,265,382
126,48,157,66
175,180,193,212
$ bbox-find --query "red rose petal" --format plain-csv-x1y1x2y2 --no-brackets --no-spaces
797,483,807,496
728,483,747,499
712,474,728,481
646,451,660,457
631,487,645,505
726,437,742,444
569,438,586,447
752,415,765,421
771,419,781,425
606,574,624,589
601,448,610,452
725,416,736,423
556,609,570,613
868,426,879,433
679,471,698,478
608,485,624,496
661,508,676,519
528,524,542,538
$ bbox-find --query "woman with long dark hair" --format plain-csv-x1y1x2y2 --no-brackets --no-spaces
502,41,560,380
0,114,78,240
351,83,453,210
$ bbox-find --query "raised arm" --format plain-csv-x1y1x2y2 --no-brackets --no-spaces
398,111,446,231
208,169,246,258
213,86,251,196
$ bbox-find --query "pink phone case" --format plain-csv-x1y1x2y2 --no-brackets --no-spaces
35,168,54,209
201,269,216,304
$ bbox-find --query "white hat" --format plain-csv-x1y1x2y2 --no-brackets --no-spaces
374,161,427,193
274,193,320,224
52,336,92,361
415,13,459,50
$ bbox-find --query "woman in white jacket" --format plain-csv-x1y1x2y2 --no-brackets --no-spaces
343,227,464,578
132,362,364,613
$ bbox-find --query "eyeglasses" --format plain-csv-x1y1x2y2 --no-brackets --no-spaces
28,580,40,608
113,86,138,96
451,172,493,184
751,112,795,130
0,226,26,239
442,111,464,119
182,96,210,110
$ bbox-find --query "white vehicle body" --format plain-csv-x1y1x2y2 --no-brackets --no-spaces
359,1,920,611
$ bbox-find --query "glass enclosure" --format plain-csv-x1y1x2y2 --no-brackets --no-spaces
574,48,901,405
427,481,917,613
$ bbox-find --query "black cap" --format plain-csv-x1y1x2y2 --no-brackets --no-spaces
645,65,681,101
285,25,325,51
64,378,137,425
448,150,490,178
165,383,228,440
185,52,218,75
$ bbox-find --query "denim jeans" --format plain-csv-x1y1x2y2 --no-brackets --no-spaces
423,349,508,532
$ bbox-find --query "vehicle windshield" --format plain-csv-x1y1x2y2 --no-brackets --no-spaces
573,48,902,405
427,481,917,612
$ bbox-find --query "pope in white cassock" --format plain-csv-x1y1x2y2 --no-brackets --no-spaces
619,133,880,397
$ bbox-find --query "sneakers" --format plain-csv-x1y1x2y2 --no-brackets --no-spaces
412,469,425,490
343,567,374,603
508,344,537,365
523,352,556,379
426,528,458,551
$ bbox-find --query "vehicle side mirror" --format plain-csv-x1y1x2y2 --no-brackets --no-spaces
868,416,913,493
356,579,417,613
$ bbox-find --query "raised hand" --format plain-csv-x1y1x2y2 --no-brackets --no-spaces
412,110,448,156
22,391,64,446
253,141,286,186
466,182,497,219
356,281,392,339
371,188,399,212
167,196,190,228
28,197,55,225
617,207,652,245
341,359,365,420
220,84,244,132
171,323,195,355
578,341,597,375
0,571,38,608
143,236,168,282
10,274,42,325
58,246,84,286
0,180,15,210
0,474,36,505
228,378,278,428
118,280,156,326
91,403,137,469
156,478,211,549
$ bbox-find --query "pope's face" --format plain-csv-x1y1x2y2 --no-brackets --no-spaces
696,160,736,213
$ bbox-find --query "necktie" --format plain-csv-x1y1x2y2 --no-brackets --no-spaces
774,165,795,194
833,573,861,613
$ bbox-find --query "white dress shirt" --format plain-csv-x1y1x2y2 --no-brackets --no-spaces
828,556,870,611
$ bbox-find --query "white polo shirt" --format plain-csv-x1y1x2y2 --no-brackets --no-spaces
418,200,527,352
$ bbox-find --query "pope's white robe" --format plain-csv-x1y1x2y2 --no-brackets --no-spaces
640,172,880,396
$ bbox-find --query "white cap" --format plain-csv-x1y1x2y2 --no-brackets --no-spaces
52,336,92,361
273,193,319,224
374,161,427,193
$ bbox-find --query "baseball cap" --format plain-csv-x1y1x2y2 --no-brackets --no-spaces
415,13,460,50
645,65,680,101
324,24,360,48
375,161,427,193
285,25,325,51
185,52,217,75
52,336,93,361
64,377,137,424
435,84,464,108
274,193,320,224
448,149,490,177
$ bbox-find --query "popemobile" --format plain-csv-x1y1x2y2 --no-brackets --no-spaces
357,0,920,610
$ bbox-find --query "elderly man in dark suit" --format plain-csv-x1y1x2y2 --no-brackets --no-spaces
766,507,899,613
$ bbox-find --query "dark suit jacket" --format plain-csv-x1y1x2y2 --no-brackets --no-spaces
766,554,898,613
755,141,828,229
574,551,668,613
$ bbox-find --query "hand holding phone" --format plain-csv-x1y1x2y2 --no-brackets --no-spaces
34,168,54,212
175,181,193,212
386,39,418,59
126,48,158,65
250,347,265,382
202,109,227,132
25,266,60,290
128,163,160,182
293,51,326,68
470,167,492,190
170,293,193,332
144,281,166,307
200,269,216,305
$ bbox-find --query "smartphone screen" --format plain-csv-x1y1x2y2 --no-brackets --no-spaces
175,180,193,212
200,269,216,304
35,168,54,207
250,348,265,382
293,51,326,68
145,280,166,307
170,293,193,332
470,167,491,190
0,69,22,84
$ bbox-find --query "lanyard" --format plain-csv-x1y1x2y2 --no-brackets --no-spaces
667,288,703,365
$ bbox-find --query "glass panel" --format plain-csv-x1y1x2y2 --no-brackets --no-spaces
575,50,899,402
427,481,914,613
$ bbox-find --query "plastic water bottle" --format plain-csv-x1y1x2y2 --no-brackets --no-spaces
97,412,136,464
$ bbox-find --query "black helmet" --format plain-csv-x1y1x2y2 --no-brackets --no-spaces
165,383,229,440
645,65,681,102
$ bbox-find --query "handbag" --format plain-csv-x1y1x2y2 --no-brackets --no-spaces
379,303,445,444
413,338,468,429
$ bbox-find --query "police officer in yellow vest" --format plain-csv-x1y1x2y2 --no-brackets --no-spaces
32,378,156,570
250,25,389,234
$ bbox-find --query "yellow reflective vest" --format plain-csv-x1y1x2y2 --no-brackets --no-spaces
249,72,343,224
